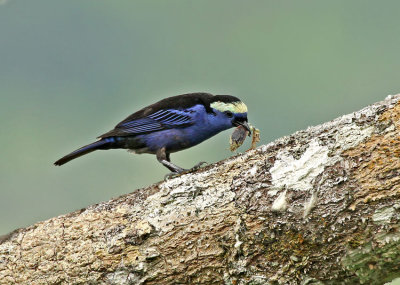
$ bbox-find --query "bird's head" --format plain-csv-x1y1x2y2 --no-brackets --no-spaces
208,95,251,135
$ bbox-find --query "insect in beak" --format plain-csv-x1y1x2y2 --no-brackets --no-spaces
233,120,251,136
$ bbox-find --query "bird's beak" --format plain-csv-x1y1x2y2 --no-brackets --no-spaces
234,120,252,136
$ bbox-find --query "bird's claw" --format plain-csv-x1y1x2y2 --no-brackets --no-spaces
164,162,207,180
190,161,207,171
164,172,181,180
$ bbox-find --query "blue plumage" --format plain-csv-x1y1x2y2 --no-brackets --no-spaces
54,92,250,174
116,109,193,135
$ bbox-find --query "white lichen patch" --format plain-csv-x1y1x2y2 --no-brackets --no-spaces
267,189,279,196
143,247,160,259
234,217,243,249
303,191,318,218
372,207,395,224
247,165,258,176
106,270,138,285
270,139,330,192
136,220,153,236
234,234,243,249
271,190,287,212
334,125,374,151
138,167,237,232
270,118,376,208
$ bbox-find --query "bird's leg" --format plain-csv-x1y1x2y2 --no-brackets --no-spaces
157,148,186,174
157,148,207,179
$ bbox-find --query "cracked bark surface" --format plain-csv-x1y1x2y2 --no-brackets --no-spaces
1,95,400,284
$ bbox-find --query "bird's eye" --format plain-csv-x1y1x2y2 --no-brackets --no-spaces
225,111,233,118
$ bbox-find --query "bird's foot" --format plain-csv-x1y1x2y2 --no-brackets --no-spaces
164,171,184,180
190,161,207,171
163,162,207,180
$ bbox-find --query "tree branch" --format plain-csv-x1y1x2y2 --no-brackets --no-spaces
1,95,400,284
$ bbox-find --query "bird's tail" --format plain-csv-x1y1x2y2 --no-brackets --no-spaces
54,137,116,166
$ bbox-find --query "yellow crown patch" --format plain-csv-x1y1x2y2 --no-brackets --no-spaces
210,101,248,114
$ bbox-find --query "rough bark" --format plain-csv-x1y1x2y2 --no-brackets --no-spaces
1,95,400,285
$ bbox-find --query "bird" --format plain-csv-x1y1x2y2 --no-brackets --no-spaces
54,92,251,174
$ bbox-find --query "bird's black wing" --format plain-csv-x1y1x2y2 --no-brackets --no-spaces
99,109,194,138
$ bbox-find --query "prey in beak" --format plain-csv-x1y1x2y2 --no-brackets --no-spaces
233,119,251,136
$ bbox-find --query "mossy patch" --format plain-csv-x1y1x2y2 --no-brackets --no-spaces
343,231,400,284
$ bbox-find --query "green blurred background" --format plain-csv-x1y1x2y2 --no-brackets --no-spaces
1,0,400,239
